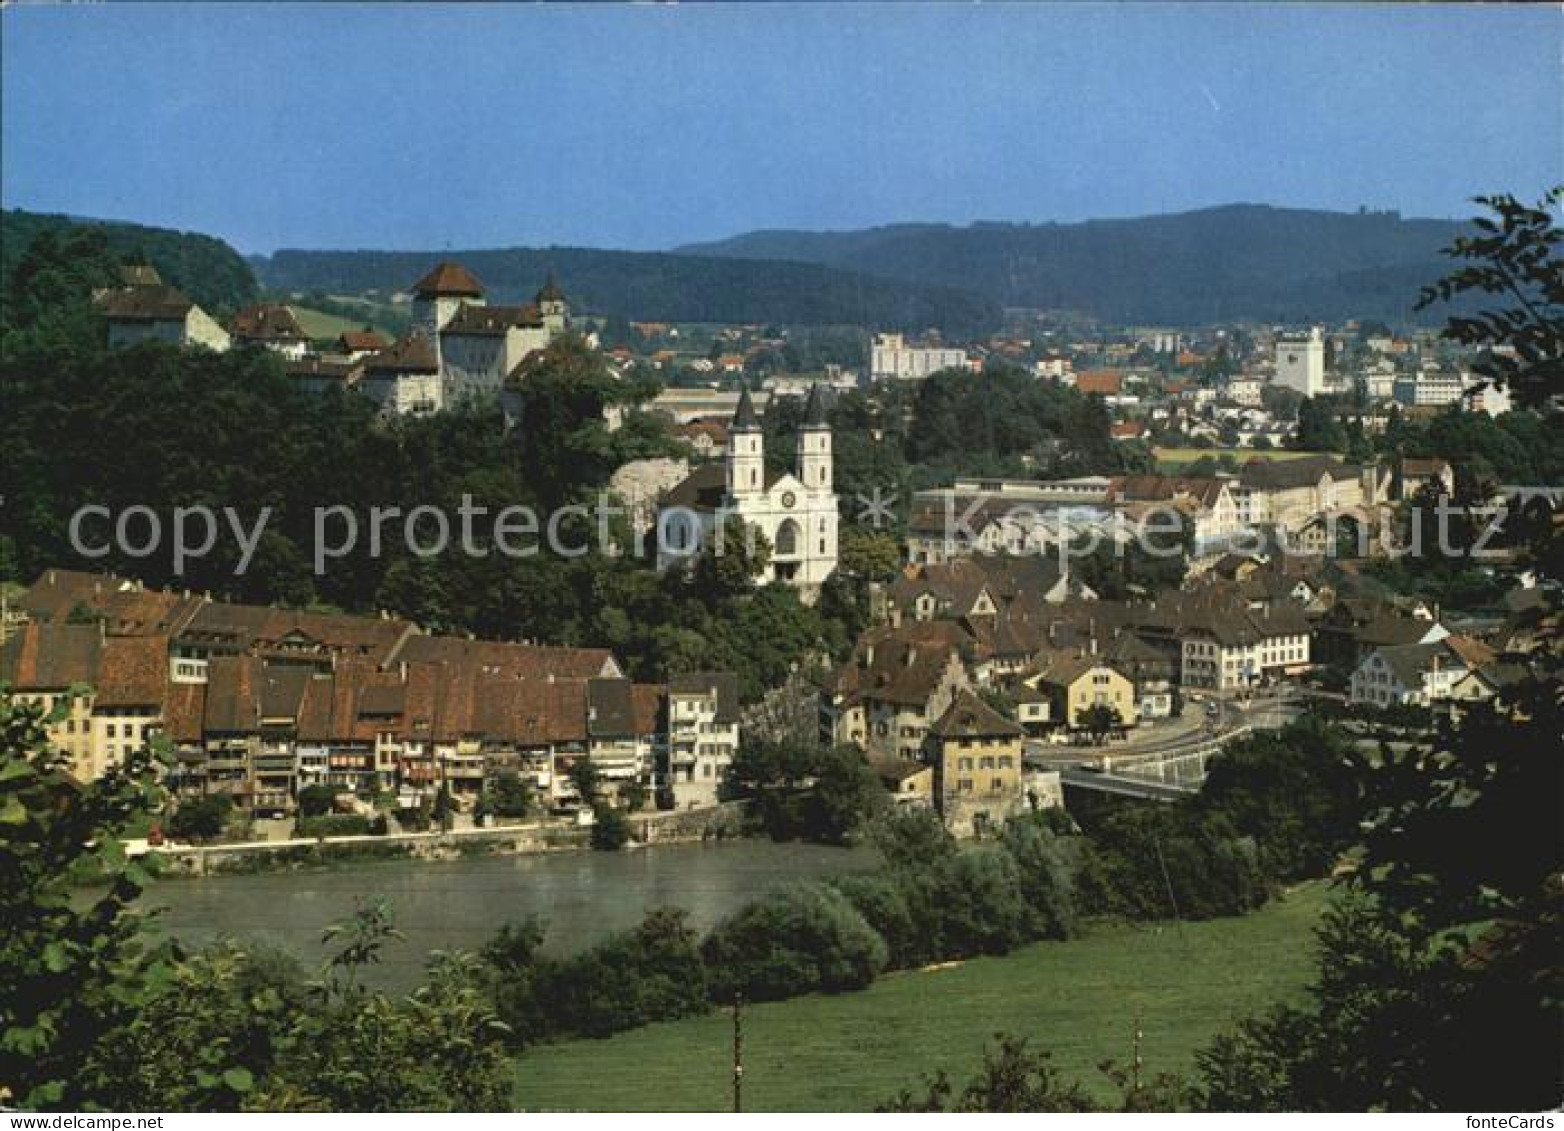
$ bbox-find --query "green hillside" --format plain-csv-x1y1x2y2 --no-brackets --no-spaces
677,204,1467,327
512,882,1327,1112
1,208,258,313
253,246,1001,338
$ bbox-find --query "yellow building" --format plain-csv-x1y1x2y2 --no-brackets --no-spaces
1027,653,1138,735
924,690,1026,838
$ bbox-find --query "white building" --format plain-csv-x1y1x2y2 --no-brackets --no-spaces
1350,639,1470,708
666,671,740,807
96,266,231,353
658,385,839,596
360,333,442,416
870,332,966,382
1226,375,1265,407
1394,370,1512,416
230,304,311,359
1274,327,1327,397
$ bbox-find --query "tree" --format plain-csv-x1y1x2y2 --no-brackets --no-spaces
1416,188,1563,411
296,784,338,819
566,757,600,808
168,793,233,842
838,529,902,582
689,516,771,604
702,882,888,1003
589,803,631,851
880,1034,1100,1112
0,693,169,1109
1075,703,1123,746
481,770,533,819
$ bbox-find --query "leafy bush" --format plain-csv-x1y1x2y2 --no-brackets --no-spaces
296,784,339,819
702,882,888,1002
295,814,378,839
483,910,709,1044
920,847,1036,958
590,804,632,851
167,794,234,842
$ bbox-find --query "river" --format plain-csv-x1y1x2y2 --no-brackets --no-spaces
142,840,878,988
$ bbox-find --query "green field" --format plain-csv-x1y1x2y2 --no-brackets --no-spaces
290,305,375,340
511,882,1328,1112
1154,446,1325,471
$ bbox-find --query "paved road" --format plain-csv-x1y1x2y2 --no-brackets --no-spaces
1027,687,1301,767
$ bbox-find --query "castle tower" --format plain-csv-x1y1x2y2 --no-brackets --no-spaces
726,386,764,501
797,382,833,494
411,262,485,369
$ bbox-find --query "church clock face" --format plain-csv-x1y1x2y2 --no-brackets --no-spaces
781,491,797,509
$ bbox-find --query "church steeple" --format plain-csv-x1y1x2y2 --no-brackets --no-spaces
727,386,764,499
797,383,832,493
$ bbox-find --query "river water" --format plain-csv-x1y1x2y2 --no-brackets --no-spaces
142,840,877,988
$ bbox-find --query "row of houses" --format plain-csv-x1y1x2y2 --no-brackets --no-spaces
827,548,1543,769
1,570,738,815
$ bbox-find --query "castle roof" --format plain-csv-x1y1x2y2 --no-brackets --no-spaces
413,262,485,298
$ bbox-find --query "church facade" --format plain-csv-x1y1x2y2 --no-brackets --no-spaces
658,385,839,597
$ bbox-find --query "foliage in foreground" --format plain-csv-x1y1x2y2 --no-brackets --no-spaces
0,694,511,1112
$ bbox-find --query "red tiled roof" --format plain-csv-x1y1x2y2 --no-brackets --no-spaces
338,327,390,352
1076,370,1124,396
363,333,439,375
94,636,169,708
231,304,307,342
413,262,485,298
442,303,542,335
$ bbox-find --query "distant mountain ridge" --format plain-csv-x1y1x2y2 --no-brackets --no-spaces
676,204,1468,326
252,246,1001,337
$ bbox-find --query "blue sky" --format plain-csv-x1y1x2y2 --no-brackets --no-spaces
2,3,1558,254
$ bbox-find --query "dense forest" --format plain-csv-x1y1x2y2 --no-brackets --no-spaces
1,209,258,313
678,204,1469,326
255,246,1001,337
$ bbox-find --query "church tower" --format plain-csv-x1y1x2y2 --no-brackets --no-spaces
535,273,568,337
726,386,764,500
797,382,833,495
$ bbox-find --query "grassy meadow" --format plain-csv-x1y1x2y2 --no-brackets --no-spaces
512,882,1329,1112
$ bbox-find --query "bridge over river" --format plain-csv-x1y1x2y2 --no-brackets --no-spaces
1037,687,1305,802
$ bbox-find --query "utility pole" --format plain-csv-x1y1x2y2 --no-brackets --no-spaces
1131,1015,1144,1097
731,993,744,1113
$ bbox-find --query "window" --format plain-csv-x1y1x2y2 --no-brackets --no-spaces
991,778,1004,793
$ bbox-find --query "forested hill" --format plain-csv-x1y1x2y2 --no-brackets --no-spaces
676,204,1468,326
253,246,1001,337
1,209,258,312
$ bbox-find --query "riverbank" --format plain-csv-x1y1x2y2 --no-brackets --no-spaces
142,838,880,986
138,801,752,877
511,881,1328,1112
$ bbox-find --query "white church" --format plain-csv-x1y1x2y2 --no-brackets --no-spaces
658,384,839,597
